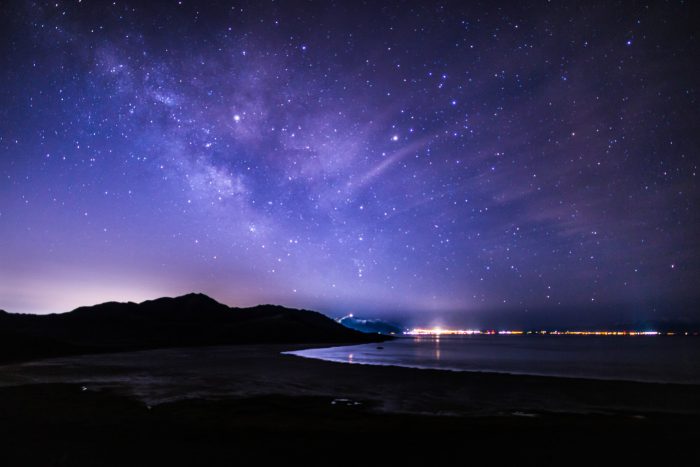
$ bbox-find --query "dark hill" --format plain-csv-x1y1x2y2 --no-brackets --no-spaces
338,316,404,335
0,293,385,364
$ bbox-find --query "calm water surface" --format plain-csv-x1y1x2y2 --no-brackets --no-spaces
286,335,700,384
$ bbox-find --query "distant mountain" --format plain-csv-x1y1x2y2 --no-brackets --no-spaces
0,293,386,364
338,315,404,335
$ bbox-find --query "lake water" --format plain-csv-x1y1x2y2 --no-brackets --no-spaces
286,335,700,384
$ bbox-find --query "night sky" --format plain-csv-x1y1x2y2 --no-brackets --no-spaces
1,1,698,327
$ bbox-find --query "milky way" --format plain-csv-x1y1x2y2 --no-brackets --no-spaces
1,1,698,326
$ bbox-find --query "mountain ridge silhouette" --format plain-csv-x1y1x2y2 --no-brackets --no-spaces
0,293,385,363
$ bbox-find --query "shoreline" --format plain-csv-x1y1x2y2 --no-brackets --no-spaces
2,343,699,464
285,349,700,387
2,343,699,416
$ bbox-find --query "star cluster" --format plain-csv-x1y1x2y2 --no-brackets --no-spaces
1,1,698,326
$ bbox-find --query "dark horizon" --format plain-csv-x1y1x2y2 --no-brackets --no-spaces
1,1,699,326
2,291,698,332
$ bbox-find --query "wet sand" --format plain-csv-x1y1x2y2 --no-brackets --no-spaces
1,344,699,465
2,343,699,415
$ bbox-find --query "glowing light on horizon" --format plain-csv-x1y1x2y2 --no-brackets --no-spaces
406,328,483,336
404,328,672,336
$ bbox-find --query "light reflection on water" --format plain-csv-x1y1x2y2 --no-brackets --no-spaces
287,335,700,384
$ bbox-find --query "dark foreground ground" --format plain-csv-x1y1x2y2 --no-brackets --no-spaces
1,345,699,465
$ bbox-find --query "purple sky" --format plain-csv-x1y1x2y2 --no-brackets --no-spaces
1,1,698,327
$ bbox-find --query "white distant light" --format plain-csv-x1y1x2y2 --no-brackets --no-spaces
233,114,241,122
391,135,399,141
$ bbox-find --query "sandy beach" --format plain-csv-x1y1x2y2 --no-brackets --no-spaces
1,344,699,465
2,343,700,416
